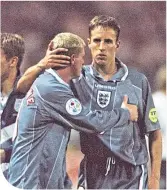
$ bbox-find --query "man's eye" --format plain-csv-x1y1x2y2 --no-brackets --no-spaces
93,39,101,43
105,39,113,44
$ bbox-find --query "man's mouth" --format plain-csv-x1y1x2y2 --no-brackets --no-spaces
96,54,106,60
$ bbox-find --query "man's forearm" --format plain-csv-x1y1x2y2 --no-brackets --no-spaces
148,129,162,189
16,60,44,93
16,46,71,94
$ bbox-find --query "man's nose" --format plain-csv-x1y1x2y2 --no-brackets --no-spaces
99,41,105,51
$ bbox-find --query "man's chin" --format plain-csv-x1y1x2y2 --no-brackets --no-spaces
94,60,106,66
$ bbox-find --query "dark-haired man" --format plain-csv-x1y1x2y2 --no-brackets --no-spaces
0,33,25,177
77,15,161,189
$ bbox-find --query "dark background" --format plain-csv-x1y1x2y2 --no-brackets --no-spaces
1,1,166,91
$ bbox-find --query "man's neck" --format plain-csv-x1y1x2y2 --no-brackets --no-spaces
1,79,15,97
93,61,117,81
56,68,72,84
1,71,17,96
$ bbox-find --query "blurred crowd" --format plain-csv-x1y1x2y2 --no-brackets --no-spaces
1,1,165,91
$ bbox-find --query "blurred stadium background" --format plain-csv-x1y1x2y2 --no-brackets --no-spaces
1,1,166,189
1,1,166,92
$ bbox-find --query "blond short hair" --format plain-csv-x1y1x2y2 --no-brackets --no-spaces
52,32,85,56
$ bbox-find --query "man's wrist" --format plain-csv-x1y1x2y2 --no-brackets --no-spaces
36,60,45,73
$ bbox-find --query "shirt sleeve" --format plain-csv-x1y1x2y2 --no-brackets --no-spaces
39,86,130,134
142,76,161,133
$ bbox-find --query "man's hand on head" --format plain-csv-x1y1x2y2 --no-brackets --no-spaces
37,41,71,71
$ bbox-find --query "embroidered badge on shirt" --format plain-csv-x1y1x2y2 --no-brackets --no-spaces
149,108,158,123
97,91,111,108
66,98,82,115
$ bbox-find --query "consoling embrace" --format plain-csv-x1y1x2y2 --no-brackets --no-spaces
4,15,162,189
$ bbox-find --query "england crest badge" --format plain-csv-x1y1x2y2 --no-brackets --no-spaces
97,91,111,108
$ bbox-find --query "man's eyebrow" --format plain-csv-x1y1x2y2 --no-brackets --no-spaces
93,38,101,41
104,39,113,42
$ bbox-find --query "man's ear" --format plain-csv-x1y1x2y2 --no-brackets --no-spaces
70,54,75,65
9,56,18,68
87,38,91,49
116,40,120,49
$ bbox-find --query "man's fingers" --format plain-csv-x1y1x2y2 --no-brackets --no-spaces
49,60,70,66
135,115,138,122
123,95,128,104
48,57,70,64
50,54,71,60
121,95,128,108
49,48,69,55
48,41,54,51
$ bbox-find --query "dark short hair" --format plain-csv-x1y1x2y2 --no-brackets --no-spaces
89,15,120,41
1,33,25,76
